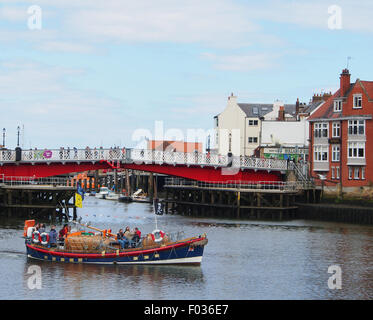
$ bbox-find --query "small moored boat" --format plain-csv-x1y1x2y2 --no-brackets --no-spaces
24,220,207,265
95,187,109,199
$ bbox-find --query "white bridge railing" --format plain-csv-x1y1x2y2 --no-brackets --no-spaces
0,148,297,172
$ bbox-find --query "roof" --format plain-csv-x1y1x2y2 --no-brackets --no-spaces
308,80,373,121
237,103,296,118
307,89,344,121
300,100,324,115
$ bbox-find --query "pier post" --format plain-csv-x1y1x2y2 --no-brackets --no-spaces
237,191,240,219
125,169,131,195
149,172,154,201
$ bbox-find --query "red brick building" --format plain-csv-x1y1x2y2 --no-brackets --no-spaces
308,69,373,190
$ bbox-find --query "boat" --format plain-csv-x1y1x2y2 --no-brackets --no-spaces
106,192,120,201
118,194,133,203
131,189,151,203
95,187,110,199
24,220,208,265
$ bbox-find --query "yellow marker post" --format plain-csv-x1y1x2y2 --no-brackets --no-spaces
75,193,83,208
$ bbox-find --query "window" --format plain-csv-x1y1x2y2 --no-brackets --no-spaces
248,119,258,126
348,167,352,180
314,145,328,162
348,120,365,135
353,94,362,109
354,167,360,180
248,137,258,143
253,107,259,115
215,117,219,127
348,142,365,158
332,145,340,162
334,100,342,112
336,167,340,179
332,122,340,137
314,123,328,138
331,167,335,179
362,167,365,180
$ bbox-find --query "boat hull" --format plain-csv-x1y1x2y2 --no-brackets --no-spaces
25,238,206,265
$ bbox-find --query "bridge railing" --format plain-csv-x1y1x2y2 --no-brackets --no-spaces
19,148,126,162
127,149,289,171
0,147,291,172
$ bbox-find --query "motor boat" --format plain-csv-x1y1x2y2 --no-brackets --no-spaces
95,187,110,199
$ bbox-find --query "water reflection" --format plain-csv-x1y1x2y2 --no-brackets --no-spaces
23,258,205,299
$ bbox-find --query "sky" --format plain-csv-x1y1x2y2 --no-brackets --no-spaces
1,0,373,149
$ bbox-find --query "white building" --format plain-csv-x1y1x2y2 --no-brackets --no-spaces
213,94,325,157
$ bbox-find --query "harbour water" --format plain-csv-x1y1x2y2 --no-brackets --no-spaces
0,197,372,300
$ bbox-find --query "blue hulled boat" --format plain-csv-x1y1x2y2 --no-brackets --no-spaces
24,222,207,265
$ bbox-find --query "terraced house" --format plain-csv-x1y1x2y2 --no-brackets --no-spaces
308,69,373,191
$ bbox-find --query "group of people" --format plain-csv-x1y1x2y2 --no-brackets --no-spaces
31,222,71,248
30,222,142,250
116,226,141,249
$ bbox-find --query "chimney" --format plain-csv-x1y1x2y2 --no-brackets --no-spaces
228,92,237,104
340,68,351,97
295,98,300,116
278,106,285,121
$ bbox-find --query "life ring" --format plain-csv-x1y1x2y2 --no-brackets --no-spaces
151,229,165,243
40,232,49,246
32,230,40,244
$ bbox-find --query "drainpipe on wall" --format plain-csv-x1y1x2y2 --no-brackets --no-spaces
339,121,343,199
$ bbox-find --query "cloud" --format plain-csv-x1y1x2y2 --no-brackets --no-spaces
0,6,28,22
36,41,96,54
201,52,278,71
0,60,131,147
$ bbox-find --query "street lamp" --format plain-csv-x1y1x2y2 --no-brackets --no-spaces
2,128,5,148
17,126,20,147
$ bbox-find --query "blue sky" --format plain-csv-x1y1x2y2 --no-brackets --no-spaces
1,0,373,149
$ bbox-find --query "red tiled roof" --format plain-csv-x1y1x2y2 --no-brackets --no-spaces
307,88,343,121
360,80,373,99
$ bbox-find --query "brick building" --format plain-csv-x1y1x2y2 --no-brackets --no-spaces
308,69,373,190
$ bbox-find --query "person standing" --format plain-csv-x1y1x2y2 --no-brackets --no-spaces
49,225,58,247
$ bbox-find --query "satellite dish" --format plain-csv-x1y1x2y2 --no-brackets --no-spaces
317,174,326,180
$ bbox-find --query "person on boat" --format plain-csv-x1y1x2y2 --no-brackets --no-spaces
49,225,58,248
116,229,128,249
38,223,46,233
132,227,141,244
59,224,69,240
124,226,134,247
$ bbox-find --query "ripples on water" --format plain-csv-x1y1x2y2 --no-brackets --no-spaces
0,197,372,300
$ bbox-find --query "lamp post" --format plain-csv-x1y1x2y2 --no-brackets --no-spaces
2,128,5,148
17,126,20,147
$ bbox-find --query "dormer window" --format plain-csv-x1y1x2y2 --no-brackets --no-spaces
353,94,362,109
333,99,342,112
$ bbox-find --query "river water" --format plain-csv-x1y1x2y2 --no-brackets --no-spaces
0,196,372,300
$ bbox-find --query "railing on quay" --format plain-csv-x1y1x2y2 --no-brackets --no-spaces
164,177,314,192
0,176,72,187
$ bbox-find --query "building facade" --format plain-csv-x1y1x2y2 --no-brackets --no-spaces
308,69,373,189
214,94,297,156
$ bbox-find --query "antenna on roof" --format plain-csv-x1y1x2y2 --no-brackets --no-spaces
346,56,352,69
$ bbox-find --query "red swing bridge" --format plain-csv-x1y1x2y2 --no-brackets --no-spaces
0,148,307,184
